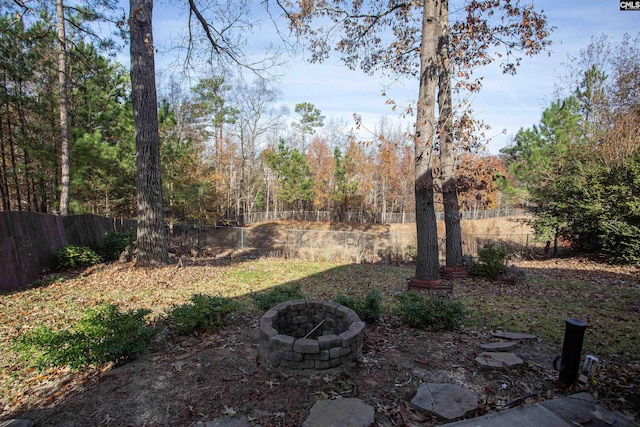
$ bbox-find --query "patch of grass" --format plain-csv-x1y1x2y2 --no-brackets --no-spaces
2,256,637,415
459,276,640,359
251,283,305,311
13,302,158,370
167,293,239,335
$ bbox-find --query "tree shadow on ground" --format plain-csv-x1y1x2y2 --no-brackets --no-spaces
4,258,639,426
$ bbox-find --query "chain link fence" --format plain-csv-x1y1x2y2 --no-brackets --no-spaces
196,227,545,263
243,208,528,225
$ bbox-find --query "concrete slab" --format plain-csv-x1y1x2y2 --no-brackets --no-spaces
302,398,375,427
539,392,637,427
442,393,638,427
411,383,478,421
442,403,569,426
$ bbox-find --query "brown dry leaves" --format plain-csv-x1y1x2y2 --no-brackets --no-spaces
1,236,638,424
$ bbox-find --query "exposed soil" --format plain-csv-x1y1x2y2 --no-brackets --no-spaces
3,220,637,426
13,314,560,427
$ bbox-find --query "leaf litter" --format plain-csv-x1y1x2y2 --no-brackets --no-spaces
0,223,638,426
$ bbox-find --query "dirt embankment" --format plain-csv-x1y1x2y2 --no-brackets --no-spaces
189,218,535,261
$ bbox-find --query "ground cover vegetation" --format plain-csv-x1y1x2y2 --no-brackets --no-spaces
1,252,638,425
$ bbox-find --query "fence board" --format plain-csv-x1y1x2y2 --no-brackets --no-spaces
0,212,135,293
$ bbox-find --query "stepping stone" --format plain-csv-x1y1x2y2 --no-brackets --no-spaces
195,416,252,427
411,383,478,421
475,352,524,370
491,331,537,340
303,398,375,427
480,341,518,352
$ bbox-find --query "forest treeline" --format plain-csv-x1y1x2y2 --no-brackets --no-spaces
0,12,507,223
0,11,638,263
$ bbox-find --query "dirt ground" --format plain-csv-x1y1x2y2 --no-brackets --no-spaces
13,313,561,427
4,219,635,426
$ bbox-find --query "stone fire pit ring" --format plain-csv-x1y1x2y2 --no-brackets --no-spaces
259,299,365,370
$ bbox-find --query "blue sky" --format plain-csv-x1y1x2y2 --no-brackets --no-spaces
139,1,638,154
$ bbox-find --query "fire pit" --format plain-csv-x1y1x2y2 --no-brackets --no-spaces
258,299,365,369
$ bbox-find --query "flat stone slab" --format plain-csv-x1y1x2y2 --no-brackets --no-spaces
491,331,537,340
480,341,518,352
411,383,478,421
303,398,375,427
443,393,637,427
475,352,524,370
0,421,33,427
195,416,252,427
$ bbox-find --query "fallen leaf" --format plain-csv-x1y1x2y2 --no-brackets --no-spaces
223,405,236,416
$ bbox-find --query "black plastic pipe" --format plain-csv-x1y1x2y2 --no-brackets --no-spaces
553,318,587,387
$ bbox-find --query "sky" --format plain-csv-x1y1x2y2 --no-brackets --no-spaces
129,0,639,154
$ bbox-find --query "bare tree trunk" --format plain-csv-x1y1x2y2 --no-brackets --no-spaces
437,0,463,267
130,0,168,265
0,111,9,211
414,0,440,281
8,125,21,211
56,0,70,215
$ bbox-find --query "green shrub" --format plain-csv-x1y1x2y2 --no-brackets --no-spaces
100,230,136,261
333,289,382,323
168,293,239,335
599,220,640,265
55,244,102,270
393,290,467,330
469,244,508,279
251,284,305,311
14,302,158,369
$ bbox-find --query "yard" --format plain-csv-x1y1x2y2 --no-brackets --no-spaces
0,223,638,426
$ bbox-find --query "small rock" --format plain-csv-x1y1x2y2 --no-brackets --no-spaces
491,331,537,340
480,341,518,351
411,383,478,421
303,398,375,427
475,352,524,370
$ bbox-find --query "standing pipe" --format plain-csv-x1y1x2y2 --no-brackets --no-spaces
553,318,587,387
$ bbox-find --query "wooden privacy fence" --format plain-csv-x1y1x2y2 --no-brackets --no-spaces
0,212,135,293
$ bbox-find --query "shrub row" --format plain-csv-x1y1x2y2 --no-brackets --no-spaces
17,272,475,371
14,293,238,370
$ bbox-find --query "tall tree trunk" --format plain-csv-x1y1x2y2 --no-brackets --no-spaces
0,117,9,211
437,0,463,267
414,0,440,281
8,125,21,211
130,0,168,265
56,0,70,215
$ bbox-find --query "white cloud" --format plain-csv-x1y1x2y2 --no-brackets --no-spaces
118,0,638,153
